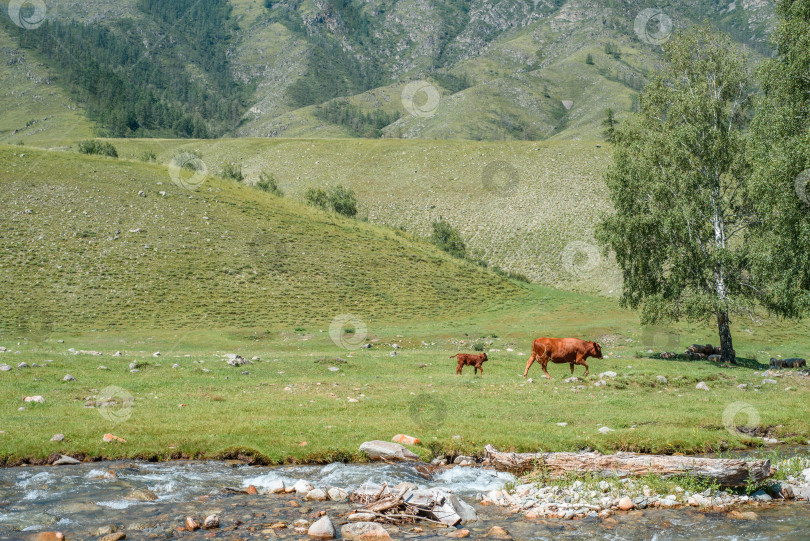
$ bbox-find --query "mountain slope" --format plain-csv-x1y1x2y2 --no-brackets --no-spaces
0,0,774,143
0,145,532,334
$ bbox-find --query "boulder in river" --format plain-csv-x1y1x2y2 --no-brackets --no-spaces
185,517,200,531
203,514,220,529
267,479,285,493
53,454,80,465
294,480,314,494
340,522,391,540
327,487,348,501
306,488,328,501
359,440,419,461
307,515,336,539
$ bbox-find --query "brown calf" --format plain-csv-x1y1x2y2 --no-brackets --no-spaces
451,352,488,376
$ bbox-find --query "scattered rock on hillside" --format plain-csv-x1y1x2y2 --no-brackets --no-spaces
0,364,11,371
696,382,710,391
360,440,419,461
63,374,76,382
564,376,579,383
24,395,45,403
50,434,64,442
53,454,80,465
656,375,668,384
762,379,777,385
599,371,617,379
598,426,614,434
17,362,29,368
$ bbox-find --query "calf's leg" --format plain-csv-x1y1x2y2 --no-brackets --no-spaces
541,358,552,379
523,353,536,377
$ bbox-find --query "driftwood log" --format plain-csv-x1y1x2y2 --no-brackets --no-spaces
484,445,771,487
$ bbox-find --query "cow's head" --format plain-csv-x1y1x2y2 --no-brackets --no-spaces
591,342,603,359
481,352,488,362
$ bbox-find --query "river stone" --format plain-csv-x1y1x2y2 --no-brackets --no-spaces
185,516,200,531
100,533,126,541
125,488,158,501
359,440,419,461
751,489,772,502
294,480,314,494
33,534,64,541
267,479,285,493
618,496,634,510
203,514,220,529
308,516,336,539
340,522,391,540
486,526,512,539
347,512,377,522
306,488,328,501
327,487,348,501
448,529,470,538
53,454,80,465
696,381,710,391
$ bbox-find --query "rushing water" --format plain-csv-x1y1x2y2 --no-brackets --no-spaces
0,460,808,540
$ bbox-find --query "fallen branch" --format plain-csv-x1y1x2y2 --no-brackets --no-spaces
484,445,771,487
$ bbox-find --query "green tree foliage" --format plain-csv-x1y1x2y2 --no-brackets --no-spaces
597,27,754,363
304,185,358,217
221,163,244,182
315,100,400,138
604,42,621,59
257,172,283,196
585,53,594,65
5,0,249,138
747,0,810,318
431,218,466,259
305,187,329,210
327,185,358,217
77,140,118,158
602,108,616,142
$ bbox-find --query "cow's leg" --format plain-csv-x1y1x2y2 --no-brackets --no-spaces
523,353,536,377
570,363,575,375
478,364,484,376
456,361,463,375
577,354,590,377
541,358,552,379
582,360,589,377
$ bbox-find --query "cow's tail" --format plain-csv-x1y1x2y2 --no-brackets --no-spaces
449,354,459,359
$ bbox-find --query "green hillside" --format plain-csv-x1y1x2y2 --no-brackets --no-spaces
0,145,533,335
102,137,621,293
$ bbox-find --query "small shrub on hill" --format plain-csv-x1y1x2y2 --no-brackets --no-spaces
222,163,244,182
431,218,466,259
256,172,283,196
78,140,118,158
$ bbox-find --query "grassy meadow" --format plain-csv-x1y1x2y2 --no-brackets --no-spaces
1,143,809,465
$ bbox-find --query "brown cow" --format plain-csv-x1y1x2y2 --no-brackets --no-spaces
451,352,488,376
523,337,602,379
